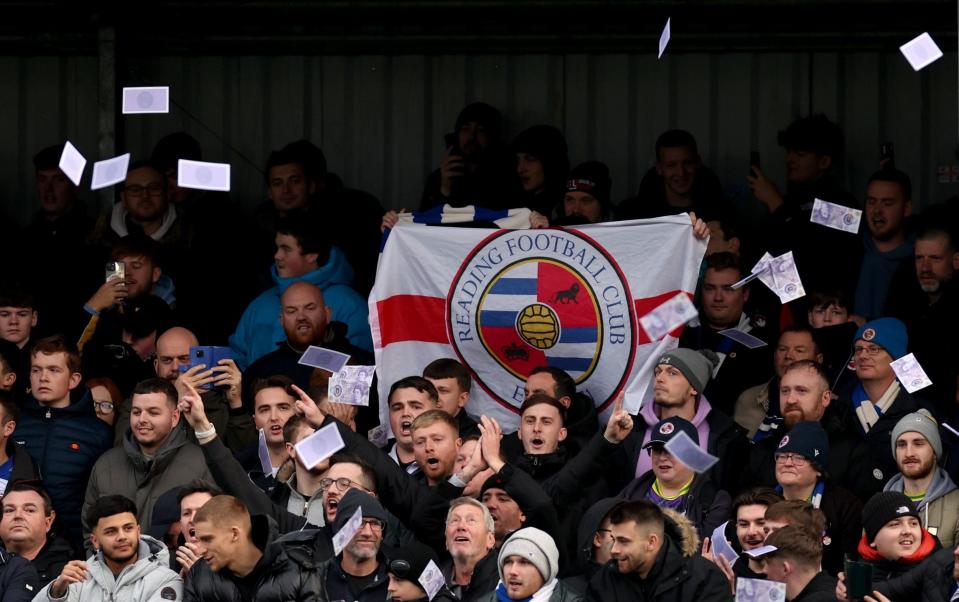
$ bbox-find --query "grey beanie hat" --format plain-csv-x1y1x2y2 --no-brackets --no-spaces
657,348,717,395
497,527,559,584
891,409,942,461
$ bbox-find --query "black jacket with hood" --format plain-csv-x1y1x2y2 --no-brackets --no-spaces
564,497,622,594
585,508,732,602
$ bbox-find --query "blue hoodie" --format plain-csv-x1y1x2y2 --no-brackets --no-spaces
229,246,373,369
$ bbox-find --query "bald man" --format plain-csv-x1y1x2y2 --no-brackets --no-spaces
113,326,256,452
243,282,373,410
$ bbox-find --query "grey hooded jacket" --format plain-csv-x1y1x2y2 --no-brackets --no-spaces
82,424,214,549
36,535,182,602
884,466,959,548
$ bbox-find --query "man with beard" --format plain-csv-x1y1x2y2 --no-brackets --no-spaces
312,489,390,602
243,281,373,411
734,327,823,440
586,500,730,601
743,360,883,500
38,495,181,601
886,221,959,418
411,410,462,486
883,410,959,548
854,168,915,320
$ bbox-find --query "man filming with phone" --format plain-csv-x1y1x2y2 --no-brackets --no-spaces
77,235,176,394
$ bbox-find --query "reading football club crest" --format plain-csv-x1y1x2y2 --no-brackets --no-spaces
448,228,636,412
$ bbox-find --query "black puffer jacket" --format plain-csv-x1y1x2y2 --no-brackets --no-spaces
874,547,958,602
585,509,732,602
183,515,323,602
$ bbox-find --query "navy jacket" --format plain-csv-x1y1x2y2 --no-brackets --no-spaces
0,547,39,602
12,391,113,539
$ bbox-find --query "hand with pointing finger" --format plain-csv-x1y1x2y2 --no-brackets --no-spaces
603,392,634,444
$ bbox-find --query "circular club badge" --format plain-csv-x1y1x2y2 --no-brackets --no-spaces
447,229,636,413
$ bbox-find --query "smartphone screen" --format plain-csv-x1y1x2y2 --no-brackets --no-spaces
105,261,125,282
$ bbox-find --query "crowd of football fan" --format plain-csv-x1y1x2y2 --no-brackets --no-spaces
0,102,957,601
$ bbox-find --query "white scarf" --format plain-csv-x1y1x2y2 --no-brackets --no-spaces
855,380,900,432
531,579,558,602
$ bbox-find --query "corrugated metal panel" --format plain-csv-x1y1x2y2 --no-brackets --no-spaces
0,51,955,226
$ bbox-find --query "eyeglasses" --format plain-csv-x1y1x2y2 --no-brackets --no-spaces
596,528,614,542
361,518,385,532
319,477,367,492
94,400,115,413
853,345,884,357
124,184,164,198
389,559,412,578
774,452,809,466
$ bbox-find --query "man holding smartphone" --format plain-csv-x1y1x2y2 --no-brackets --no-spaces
420,102,516,211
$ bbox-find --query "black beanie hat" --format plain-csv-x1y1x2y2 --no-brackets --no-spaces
862,491,920,543
333,489,389,534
